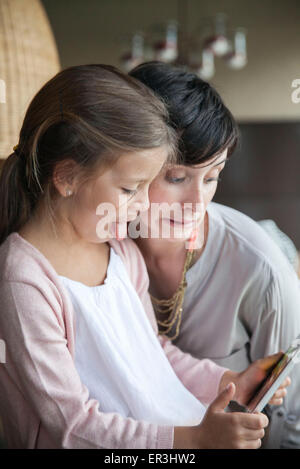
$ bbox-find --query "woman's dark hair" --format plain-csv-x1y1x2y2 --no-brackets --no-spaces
0,64,177,244
129,61,240,166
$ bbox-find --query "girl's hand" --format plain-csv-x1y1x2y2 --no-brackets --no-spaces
219,352,291,407
173,383,268,449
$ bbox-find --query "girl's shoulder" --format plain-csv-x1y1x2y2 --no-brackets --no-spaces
0,232,61,287
0,233,73,325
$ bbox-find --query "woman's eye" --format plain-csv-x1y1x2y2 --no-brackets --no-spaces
166,177,186,184
121,188,138,195
205,176,222,184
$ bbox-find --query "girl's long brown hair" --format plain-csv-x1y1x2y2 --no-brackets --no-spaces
0,64,177,244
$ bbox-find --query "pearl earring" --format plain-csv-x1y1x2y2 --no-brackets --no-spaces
66,188,72,197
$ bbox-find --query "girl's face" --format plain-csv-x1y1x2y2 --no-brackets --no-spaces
65,148,168,243
141,149,228,243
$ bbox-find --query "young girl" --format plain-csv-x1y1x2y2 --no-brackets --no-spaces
0,64,280,449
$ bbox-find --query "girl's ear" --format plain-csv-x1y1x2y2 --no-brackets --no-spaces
52,159,79,197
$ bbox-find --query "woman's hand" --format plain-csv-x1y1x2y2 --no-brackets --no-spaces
173,353,291,449
173,383,268,449
219,352,291,407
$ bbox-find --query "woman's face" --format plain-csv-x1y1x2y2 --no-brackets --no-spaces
140,149,228,243
63,148,168,243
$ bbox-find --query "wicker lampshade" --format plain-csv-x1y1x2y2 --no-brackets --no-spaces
0,0,61,160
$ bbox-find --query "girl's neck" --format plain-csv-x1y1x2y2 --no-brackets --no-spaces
18,205,110,287
19,203,88,252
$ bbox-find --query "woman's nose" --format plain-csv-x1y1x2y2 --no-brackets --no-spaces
183,187,205,218
186,183,205,206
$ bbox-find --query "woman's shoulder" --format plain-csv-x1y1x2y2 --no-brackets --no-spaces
208,202,297,276
208,202,261,231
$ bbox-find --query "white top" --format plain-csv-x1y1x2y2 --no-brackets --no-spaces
60,247,206,427
172,202,300,448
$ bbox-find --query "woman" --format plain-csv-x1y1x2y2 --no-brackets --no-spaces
130,61,300,449
0,63,284,449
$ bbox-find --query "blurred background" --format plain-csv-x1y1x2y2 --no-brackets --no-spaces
0,0,299,247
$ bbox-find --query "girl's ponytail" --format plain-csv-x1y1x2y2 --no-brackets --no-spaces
0,149,32,245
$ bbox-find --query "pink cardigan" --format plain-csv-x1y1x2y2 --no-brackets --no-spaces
0,233,227,449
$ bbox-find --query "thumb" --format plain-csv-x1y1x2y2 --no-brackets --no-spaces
210,382,236,412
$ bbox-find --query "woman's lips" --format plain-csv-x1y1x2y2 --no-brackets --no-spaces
166,218,198,226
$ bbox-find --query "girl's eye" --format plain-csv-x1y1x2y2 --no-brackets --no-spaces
205,177,222,184
121,188,138,195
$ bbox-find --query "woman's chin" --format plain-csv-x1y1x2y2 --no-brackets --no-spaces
162,219,196,239
159,226,195,243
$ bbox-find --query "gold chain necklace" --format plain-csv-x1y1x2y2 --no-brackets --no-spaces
150,249,197,341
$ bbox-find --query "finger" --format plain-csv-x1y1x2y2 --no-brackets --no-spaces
279,376,291,388
269,397,283,406
268,377,291,405
242,413,269,430
257,352,284,371
210,382,236,412
275,377,291,392
242,439,262,450
272,387,287,399
268,387,288,405
242,428,265,441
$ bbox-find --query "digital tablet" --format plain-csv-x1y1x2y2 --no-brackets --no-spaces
226,334,300,414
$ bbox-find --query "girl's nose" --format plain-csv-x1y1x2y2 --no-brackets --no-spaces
133,187,150,213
